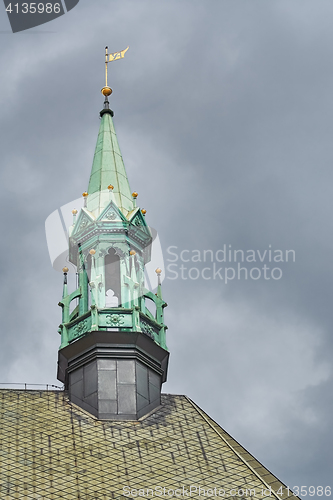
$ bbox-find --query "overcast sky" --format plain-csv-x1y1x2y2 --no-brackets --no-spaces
0,0,332,496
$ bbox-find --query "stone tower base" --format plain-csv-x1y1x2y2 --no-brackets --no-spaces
57,331,169,420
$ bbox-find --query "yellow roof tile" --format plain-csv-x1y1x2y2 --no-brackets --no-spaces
0,390,298,500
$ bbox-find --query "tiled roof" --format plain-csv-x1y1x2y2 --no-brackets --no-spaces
0,390,295,500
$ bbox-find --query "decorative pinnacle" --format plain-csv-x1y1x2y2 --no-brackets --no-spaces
72,209,78,225
89,249,96,255
82,191,88,208
108,184,114,191
155,268,162,286
132,192,138,199
141,209,147,215
62,267,69,287
130,250,136,256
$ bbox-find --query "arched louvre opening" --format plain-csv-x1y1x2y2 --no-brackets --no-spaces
144,296,156,320
105,248,121,306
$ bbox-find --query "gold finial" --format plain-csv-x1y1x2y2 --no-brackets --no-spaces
132,192,138,199
141,209,147,215
155,268,162,275
108,184,114,191
89,249,96,255
72,209,78,215
82,192,88,198
130,250,136,256
62,267,69,273
101,87,112,97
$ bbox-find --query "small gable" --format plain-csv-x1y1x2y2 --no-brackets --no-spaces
127,208,151,236
71,208,95,236
97,200,127,222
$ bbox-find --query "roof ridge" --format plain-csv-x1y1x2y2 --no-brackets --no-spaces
184,395,295,500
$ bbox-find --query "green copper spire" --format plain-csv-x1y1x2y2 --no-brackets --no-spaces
58,94,167,352
87,102,133,218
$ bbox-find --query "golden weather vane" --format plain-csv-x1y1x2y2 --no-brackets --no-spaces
101,46,129,97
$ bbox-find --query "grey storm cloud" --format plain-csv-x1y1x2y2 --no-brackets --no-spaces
0,0,332,496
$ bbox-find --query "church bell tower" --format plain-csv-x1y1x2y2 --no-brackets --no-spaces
57,50,169,420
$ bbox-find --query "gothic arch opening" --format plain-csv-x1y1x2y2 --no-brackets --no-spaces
105,248,121,306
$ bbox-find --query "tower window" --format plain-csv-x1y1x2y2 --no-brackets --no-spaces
105,248,121,306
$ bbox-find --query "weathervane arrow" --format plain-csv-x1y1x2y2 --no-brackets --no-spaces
101,46,129,98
